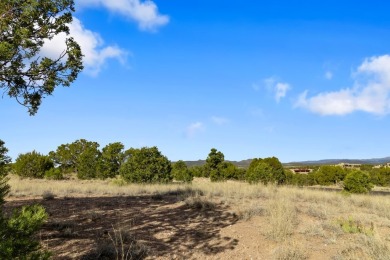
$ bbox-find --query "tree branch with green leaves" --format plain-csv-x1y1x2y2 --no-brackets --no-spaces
0,0,83,115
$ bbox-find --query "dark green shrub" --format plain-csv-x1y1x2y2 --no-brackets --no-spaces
286,171,317,186
314,165,348,185
343,170,373,194
262,157,286,184
206,148,224,169
120,147,172,183
0,205,50,259
189,165,207,178
210,161,243,182
50,139,100,174
370,168,390,187
13,151,53,178
246,160,273,184
44,168,63,180
246,157,285,184
77,146,101,180
171,160,193,183
98,142,124,179
0,140,50,259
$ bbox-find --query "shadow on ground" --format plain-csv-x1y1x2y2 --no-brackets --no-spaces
4,191,239,259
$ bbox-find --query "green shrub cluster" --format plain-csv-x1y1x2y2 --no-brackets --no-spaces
0,140,49,258
246,157,285,184
13,151,53,178
119,147,172,183
285,165,378,194
171,160,193,183
204,148,246,182
343,170,373,194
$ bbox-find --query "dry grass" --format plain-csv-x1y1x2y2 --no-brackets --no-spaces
5,175,390,259
274,241,308,260
266,196,298,241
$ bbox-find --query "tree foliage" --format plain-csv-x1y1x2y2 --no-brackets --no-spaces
206,148,224,170
343,170,373,194
50,139,100,175
0,0,83,115
205,148,224,180
246,160,274,184
171,160,193,183
210,161,245,182
0,205,50,259
0,141,49,258
285,171,316,186
314,165,348,185
98,142,124,179
369,167,390,187
120,147,172,183
0,139,11,205
13,150,53,178
76,144,101,180
188,165,206,178
246,157,286,184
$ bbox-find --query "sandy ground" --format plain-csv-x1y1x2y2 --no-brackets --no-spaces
4,193,354,260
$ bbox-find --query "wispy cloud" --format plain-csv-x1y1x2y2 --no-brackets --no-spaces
211,116,229,125
78,0,169,31
325,71,333,80
296,55,390,116
42,17,127,76
186,122,205,138
264,77,291,103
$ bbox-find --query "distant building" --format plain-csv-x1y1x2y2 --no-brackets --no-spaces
337,163,361,169
373,163,390,169
290,168,313,175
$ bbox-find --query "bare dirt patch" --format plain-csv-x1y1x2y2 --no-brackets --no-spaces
4,193,238,259
4,177,390,259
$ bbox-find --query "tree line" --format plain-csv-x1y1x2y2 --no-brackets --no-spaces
5,139,287,185
4,138,389,193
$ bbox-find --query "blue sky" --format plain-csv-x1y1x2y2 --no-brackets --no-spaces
2,0,390,163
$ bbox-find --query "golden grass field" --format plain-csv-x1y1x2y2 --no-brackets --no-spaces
4,175,390,259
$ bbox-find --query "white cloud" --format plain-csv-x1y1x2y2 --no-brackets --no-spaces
264,77,291,102
275,83,291,103
186,122,205,138
325,71,333,80
296,55,390,116
42,17,127,76
78,0,169,31
211,116,229,125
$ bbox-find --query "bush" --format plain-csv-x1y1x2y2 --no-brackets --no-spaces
13,151,53,178
120,147,172,183
77,146,101,180
189,165,207,178
343,170,373,194
98,142,124,179
286,171,316,186
0,205,50,259
0,141,50,258
314,165,348,185
44,168,63,180
171,160,193,183
246,157,286,185
246,160,274,184
210,161,244,182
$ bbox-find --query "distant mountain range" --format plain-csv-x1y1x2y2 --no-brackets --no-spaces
183,156,390,168
285,157,390,166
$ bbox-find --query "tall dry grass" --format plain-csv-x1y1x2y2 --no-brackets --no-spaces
6,175,390,259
